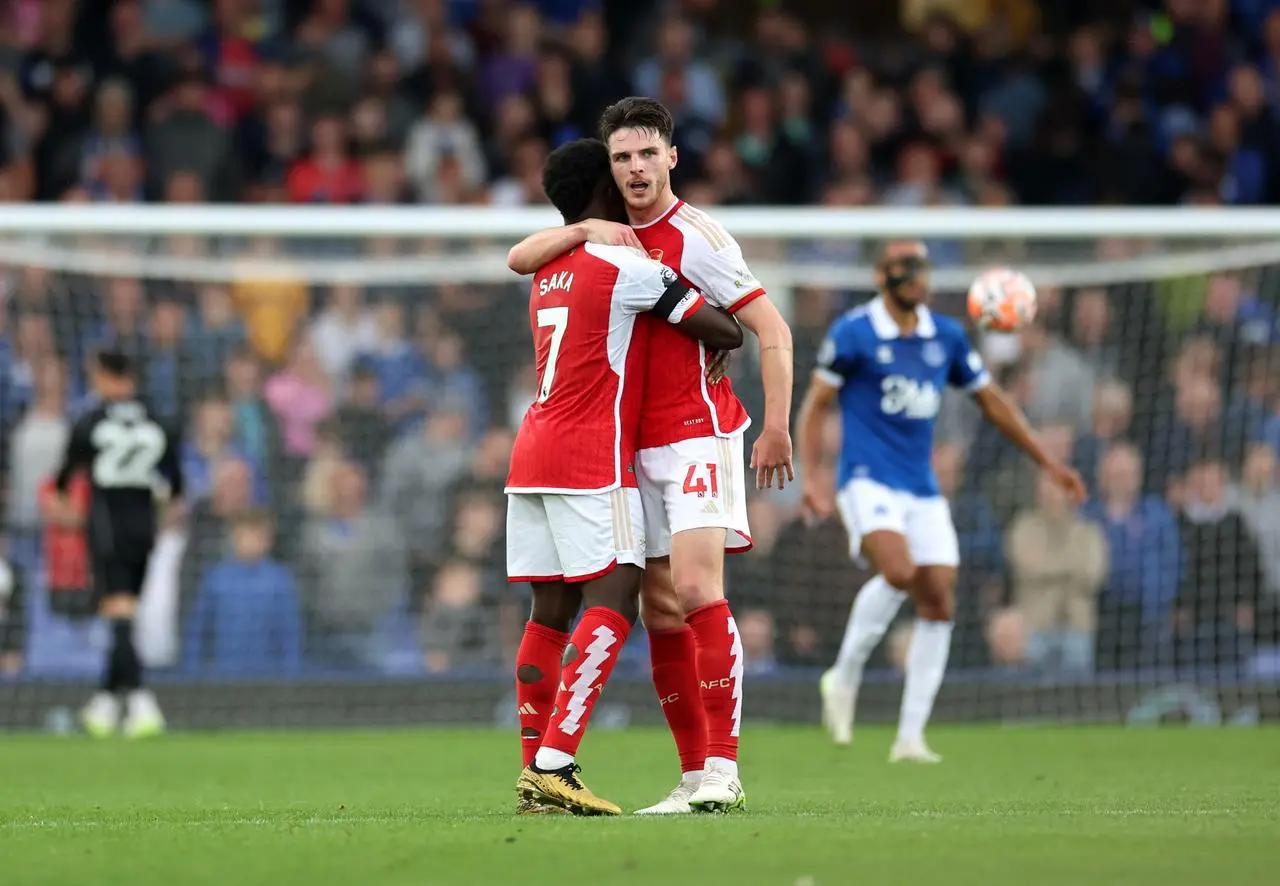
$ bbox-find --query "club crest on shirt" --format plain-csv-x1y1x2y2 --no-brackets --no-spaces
648,249,664,262
923,341,946,367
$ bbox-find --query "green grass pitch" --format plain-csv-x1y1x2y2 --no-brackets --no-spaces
1,725,1276,886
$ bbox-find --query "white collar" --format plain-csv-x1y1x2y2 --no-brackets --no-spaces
868,296,936,340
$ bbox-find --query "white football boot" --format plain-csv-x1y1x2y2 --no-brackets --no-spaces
889,737,941,764
819,668,856,746
80,692,121,738
122,689,166,739
634,772,702,815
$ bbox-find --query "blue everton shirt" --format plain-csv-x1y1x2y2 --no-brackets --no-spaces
816,297,990,497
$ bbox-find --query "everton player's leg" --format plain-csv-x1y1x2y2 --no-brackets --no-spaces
518,566,640,816
822,495,957,762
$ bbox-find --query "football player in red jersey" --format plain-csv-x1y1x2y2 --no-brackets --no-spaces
508,98,795,814
506,138,745,816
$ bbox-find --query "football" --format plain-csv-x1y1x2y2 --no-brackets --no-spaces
967,267,1038,332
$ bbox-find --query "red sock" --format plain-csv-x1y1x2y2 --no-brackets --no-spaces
515,621,569,767
540,607,632,759
649,627,707,773
687,599,743,762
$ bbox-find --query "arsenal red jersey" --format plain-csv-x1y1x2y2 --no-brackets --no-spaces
506,242,705,493
633,200,766,449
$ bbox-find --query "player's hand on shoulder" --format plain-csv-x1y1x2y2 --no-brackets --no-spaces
580,219,643,251
751,426,795,490
1045,460,1087,505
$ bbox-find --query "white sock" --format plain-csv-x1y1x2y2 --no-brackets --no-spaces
681,768,705,785
534,748,574,770
897,619,953,744
706,756,738,781
831,575,907,689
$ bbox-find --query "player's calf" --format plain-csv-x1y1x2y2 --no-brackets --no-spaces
524,566,639,815
516,582,582,767
86,592,164,738
640,559,708,789
895,565,956,758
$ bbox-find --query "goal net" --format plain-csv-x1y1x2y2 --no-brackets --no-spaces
0,206,1276,732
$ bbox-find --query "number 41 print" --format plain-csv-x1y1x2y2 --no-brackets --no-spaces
682,463,719,497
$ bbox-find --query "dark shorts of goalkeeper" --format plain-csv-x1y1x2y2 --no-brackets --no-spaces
89,542,154,606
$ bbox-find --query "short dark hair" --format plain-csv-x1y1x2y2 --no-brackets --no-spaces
541,138,612,223
95,348,134,378
598,97,674,145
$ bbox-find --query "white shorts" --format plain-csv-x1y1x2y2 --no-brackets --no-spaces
506,488,645,583
835,478,959,568
637,434,752,559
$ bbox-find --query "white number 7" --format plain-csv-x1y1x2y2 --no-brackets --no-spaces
536,306,569,403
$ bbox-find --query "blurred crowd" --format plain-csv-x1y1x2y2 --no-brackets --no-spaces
8,0,1280,207
1,0,1280,682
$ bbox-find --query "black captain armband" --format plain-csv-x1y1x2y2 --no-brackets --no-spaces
653,279,694,320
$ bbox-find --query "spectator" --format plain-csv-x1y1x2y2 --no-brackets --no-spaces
358,301,428,436
180,392,259,504
1082,443,1183,670
5,358,68,538
737,608,780,676
935,441,1004,667
1068,289,1126,382
1234,443,1280,598
633,14,723,125
287,111,363,204
0,539,24,677
263,336,335,460
79,78,141,198
294,0,371,82
333,364,393,479
183,510,303,675
230,238,309,364
222,348,284,498
1222,348,1277,465
1149,375,1223,501
310,283,378,389
298,461,407,669
380,404,472,554
1017,320,1096,429
423,329,486,440
144,297,194,426
145,68,236,201
180,456,254,619
1004,470,1109,675
37,468,92,619
300,419,347,518
187,283,248,388
404,89,486,203
478,3,540,108
1174,452,1264,674
421,559,498,672
1072,380,1134,494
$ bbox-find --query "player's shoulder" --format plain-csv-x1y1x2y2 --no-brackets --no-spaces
669,201,738,253
926,310,973,343
830,304,874,339
584,242,673,283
